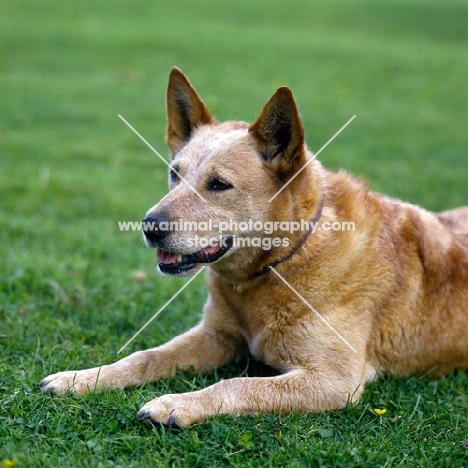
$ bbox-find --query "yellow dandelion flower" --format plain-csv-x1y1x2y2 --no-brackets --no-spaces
374,408,387,415
2,459,18,468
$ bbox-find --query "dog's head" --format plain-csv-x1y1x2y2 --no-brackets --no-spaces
143,67,322,278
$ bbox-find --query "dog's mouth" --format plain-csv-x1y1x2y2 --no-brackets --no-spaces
156,237,233,275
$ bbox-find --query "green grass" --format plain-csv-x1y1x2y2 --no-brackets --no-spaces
1,0,467,466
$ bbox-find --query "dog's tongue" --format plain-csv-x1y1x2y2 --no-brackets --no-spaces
156,249,177,265
201,245,221,255
156,245,222,265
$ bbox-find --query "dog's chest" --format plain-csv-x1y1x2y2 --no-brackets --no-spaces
227,290,312,370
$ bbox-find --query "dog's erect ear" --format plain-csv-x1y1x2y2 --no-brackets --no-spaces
249,87,305,165
166,67,215,155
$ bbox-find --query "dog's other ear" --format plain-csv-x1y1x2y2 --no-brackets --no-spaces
166,67,215,155
249,87,305,166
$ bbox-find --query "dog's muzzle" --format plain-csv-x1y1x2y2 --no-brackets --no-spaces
142,215,233,275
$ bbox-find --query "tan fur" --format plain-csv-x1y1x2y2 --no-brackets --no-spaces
41,67,468,427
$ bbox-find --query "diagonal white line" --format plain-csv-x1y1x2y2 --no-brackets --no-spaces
268,115,356,202
118,114,206,203
268,266,357,353
117,266,206,354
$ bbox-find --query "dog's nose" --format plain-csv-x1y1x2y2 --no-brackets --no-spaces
142,214,171,242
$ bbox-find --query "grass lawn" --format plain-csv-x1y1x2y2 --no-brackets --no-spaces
1,0,467,466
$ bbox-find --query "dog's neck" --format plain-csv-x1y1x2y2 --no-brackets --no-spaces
248,194,325,280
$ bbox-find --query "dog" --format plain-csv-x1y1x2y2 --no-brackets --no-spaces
41,67,468,427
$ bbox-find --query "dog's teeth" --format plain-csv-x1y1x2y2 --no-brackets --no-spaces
176,254,182,263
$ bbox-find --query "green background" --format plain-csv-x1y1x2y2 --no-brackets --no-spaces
1,0,467,466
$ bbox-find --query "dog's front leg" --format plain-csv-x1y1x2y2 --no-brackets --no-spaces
40,323,241,395
138,368,360,427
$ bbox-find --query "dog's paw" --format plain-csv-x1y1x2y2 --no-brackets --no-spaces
137,393,207,428
40,368,104,396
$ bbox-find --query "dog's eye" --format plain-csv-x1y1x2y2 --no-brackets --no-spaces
207,178,233,192
170,169,178,182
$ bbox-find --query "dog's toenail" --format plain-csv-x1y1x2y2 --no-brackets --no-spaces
137,410,150,421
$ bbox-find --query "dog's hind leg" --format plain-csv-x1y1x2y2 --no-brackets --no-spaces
438,206,468,235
